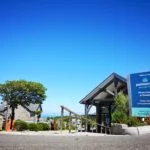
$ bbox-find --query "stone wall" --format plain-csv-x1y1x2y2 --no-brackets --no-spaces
0,115,3,130
2,105,38,122
111,124,128,135
14,105,31,121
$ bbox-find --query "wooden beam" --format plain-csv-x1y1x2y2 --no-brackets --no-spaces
60,107,64,132
114,78,118,96
69,112,71,133
105,89,114,96
60,105,79,116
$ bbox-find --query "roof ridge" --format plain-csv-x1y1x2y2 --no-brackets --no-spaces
79,72,126,104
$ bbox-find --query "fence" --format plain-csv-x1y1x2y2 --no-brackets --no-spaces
60,105,111,134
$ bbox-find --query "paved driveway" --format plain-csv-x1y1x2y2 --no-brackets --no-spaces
0,134,150,150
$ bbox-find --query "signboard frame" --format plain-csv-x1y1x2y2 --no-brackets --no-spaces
127,71,150,117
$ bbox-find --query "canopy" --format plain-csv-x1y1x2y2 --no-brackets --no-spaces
79,73,127,105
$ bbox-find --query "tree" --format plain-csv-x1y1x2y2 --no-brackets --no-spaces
35,110,42,122
115,92,129,115
112,92,129,123
0,80,47,129
112,92,141,126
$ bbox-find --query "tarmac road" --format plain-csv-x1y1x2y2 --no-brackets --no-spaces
0,134,150,150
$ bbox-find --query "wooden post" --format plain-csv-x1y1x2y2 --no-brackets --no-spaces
69,112,71,133
96,104,102,133
60,107,64,132
81,119,82,132
85,104,88,132
114,78,118,97
75,116,78,132
108,105,112,127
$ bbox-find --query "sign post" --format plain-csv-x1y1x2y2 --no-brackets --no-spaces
127,71,150,117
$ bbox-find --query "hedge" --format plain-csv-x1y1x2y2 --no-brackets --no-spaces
28,123,38,131
15,120,28,131
37,122,49,131
15,120,50,131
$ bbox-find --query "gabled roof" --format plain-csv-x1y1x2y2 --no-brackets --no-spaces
0,102,7,117
0,102,41,113
24,103,41,112
0,102,7,112
79,72,127,104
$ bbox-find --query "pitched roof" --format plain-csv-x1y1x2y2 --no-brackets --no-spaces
24,103,41,112
79,72,127,104
0,102,7,116
0,102,7,112
0,102,41,113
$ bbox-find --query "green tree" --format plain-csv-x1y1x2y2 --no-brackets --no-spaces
112,92,129,123
0,80,47,129
112,92,142,126
115,92,129,115
35,110,42,122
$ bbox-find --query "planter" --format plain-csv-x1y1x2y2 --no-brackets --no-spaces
111,124,128,135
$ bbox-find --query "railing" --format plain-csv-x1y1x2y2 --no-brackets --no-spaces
60,105,111,134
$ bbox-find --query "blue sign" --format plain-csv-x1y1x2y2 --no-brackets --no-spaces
127,71,150,117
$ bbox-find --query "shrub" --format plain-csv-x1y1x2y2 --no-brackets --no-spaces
15,120,28,131
112,92,130,124
145,117,150,125
37,123,43,131
127,117,140,127
41,123,49,130
37,123,49,131
112,111,128,124
28,123,38,131
115,92,129,116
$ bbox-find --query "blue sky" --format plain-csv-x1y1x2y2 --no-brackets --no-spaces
0,0,150,116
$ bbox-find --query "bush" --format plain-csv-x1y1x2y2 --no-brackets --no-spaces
127,117,141,127
28,123,38,131
41,123,49,130
145,117,150,125
37,123,49,131
112,111,128,124
37,123,43,131
15,120,28,131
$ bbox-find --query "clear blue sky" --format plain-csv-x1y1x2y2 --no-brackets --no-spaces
0,0,150,116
